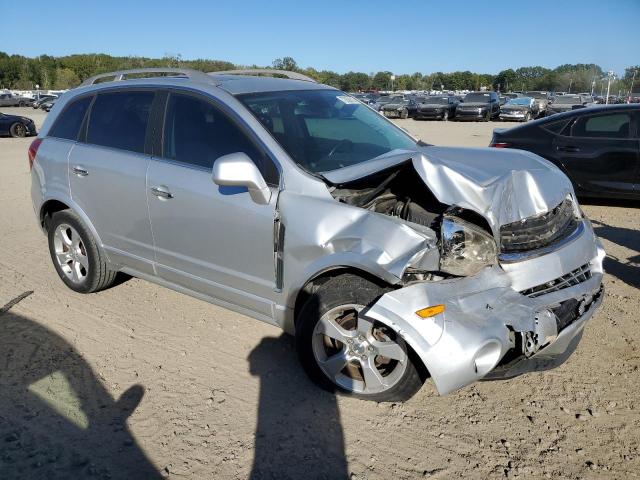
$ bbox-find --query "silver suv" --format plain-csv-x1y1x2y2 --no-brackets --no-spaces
30,68,605,401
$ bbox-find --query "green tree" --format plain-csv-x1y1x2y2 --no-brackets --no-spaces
272,56,298,71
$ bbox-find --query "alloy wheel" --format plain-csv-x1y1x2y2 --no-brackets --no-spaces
53,224,89,284
312,304,408,394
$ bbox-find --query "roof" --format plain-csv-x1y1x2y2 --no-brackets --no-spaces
212,74,334,95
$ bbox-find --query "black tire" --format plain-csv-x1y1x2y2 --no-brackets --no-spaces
47,209,117,293
524,113,531,122
400,108,409,119
18,101,26,107
295,274,426,402
442,111,449,121
9,122,26,138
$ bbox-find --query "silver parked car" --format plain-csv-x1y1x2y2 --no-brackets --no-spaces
30,68,605,401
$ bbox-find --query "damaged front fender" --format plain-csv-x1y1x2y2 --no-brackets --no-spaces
279,190,439,303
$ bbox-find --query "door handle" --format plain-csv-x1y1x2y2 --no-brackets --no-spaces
72,166,89,177
150,185,174,199
557,145,580,153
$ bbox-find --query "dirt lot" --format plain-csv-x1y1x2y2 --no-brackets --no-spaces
1,108,638,479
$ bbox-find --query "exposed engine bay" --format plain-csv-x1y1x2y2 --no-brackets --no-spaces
326,162,448,230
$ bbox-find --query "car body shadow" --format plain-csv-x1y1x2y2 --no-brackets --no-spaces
591,219,640,289
248,334,349,480
0,311,161,479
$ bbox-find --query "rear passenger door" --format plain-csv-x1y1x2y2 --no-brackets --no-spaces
68,89,156,275
146,90,280,320
553,110,638,197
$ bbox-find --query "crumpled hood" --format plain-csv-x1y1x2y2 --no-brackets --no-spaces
323,146,574,236
413,146,574,234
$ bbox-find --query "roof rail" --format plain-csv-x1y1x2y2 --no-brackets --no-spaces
80,68,215,87
209,69,317,83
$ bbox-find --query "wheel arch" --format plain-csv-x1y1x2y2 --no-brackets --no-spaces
39,197,111,264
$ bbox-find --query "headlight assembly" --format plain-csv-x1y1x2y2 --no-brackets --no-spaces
440,215,497,276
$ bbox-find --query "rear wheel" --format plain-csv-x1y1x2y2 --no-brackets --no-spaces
9,122,26,138
47,210,117,293
296,275,425,401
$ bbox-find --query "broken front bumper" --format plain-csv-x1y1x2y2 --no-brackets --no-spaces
365,219,605,395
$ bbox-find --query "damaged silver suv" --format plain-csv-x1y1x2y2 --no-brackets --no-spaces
30,68,605,401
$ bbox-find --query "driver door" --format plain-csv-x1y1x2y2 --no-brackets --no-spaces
146,90,281,320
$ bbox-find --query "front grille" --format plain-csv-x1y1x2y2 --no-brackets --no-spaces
500,198,577,253
520,263,592,298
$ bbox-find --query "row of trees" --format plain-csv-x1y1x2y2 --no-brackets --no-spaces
1,51,637,96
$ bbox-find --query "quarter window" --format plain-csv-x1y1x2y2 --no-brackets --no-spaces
49,96,92,141
163,93,278,184
87,91,154,153
572,113,631,139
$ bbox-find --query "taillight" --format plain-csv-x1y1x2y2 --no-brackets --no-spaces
490,142,510,148
28,138,43,171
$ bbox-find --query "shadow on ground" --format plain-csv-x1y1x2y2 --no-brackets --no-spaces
591,219,640,289
248,334,348,480
0,311,160,479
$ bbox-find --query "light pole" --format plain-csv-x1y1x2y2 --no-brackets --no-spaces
605,71,615,104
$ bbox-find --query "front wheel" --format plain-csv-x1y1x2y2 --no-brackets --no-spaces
524,112,531,122
442,111,449,121
296,275,425,401
400,108,409,119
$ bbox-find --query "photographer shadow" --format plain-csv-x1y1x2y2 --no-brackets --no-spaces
0,311,160,479
248,334,348,480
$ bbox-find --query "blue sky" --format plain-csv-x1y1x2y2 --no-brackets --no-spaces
2,0,638,75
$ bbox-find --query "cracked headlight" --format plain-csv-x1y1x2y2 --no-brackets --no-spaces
440,216,497,276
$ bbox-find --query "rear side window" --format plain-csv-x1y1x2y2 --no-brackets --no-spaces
572,112,631,139
163,93,278,184
87,91,154,153
542,119,571,135
49,96,92,140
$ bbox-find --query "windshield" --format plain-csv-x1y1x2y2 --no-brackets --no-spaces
238,89,418,173
427,97,449,104
387,96,405,104
464,93,491,103
506,98,531,106
555,96,581,105
376,96,393,104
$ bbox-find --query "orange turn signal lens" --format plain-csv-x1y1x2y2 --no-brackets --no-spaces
415,304,445,318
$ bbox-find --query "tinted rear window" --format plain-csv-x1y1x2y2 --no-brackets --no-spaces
87,91,154,153
572,112,631,139
49,96,92,141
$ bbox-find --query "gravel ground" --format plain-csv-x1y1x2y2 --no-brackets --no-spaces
0,108,638,479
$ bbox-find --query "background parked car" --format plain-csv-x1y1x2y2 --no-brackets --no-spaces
524,91,551,116
29,94,57,108
381,96,418,119
0,93,31,107
490,104,639,199
414,95,458,121
41,99,57,112
455,91,500,121
547,94,594,116
0,111,37,137
499,96,539,121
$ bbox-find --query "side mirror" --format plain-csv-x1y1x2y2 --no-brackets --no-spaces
212,152,272,205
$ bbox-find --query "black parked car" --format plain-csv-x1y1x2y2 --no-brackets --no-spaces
455,91,500,121
29,95,57,108
381,96,419,119
414,95,458,120
490,105,640,199
547,94,593,116
0,111,37,137
499,97,539,122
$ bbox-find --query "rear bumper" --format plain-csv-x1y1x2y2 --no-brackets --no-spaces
366,219,605,395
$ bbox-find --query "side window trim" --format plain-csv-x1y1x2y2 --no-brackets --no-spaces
160,87,281,186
